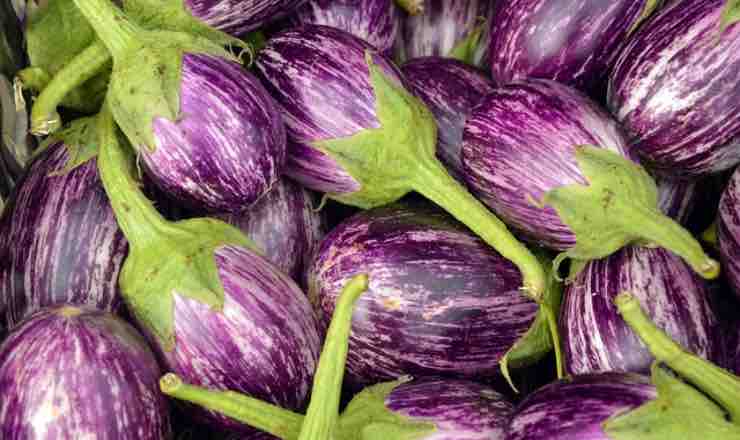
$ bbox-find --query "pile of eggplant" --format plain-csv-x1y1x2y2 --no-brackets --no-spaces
2,0,740,438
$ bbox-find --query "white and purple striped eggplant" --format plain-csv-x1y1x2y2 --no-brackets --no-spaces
489,0,661,94
292,0,401,55
461,78,718,279
608,0,740,177
307,201,539,385
0,117,126,333
216,178,325,285
561,245,721,375
656,176,697,226
718,166,740,300
401,56,494,182
0,306,171,439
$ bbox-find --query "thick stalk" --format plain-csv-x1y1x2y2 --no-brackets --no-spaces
411,156,547,300
616,292,740,424
160,374,304,439
72,0,138,57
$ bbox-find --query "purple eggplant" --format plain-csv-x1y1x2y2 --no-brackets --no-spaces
306,201,539,385
0,306,171,439
656,176,697,225
401,56,494,181
489,0,661,94
461,78,718,279
0,117,126,332
608,0,740,177
292,0,401,55
561,245,721,375
216,178,325,285
506,373,656,440
177,0,307,36
718,166,740,300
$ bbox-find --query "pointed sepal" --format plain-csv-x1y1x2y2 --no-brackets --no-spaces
721,0,740,34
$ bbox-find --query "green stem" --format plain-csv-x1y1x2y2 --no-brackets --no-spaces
298,274,370,440
616,292,740,424
16,67,51,93
411,157,547,300
394,0,424,15
448,19,485,65
72,0,139,57
28,41,111,135
159,374,304,439
702,221,718,248
542,303,564,379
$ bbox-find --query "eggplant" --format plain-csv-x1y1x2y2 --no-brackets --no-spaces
306,201,539,385
561,245,721,375
0,117,126,332
488,0,661,94
256,24,549,301
608,0,740,177
216,178,325,285
292,0,401,55
171,0,307,36
718,166,740,300
401,56,494,182
461,78,718,279
0,306,171,439
656,176,697,225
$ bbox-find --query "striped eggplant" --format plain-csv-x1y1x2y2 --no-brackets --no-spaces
168,0,307,36
306,201,539,385
718,166,740,300
401,56,494,182
461,78,718,279
0,306,171,439
216,178,325,285
0,117,126,333
256,24,548,301
292,0,401,55
608,0,740,177
505,373,656,440
656,177,697,225
560,245,721,375
488,0,661,94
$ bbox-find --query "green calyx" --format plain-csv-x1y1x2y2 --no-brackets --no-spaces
627,0,661,36
96,105,255,351
394,0,424,15
33,115,100,175
721,0,740,34
542,146,719,280
449,19,486,66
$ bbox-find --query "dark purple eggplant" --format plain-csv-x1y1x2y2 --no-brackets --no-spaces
489,0,661,94
401,56,494,182
561,246,720,375
718,166,740,300
0,306,171,439
216,178,325,285
656,176,697,225
292,0,401,55
172,0,307,36
0,117,126,332
608,0,740,177
461,78,718,279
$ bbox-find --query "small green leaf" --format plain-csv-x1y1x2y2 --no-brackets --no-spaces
449,20,486,65
721,0,740,34
45,116,100,174
627,0,661,36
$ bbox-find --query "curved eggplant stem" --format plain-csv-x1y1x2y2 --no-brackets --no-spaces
394,0,424,15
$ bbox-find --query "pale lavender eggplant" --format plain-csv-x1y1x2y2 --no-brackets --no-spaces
182,0,307,35
718,166,740,300
307,201,539,385
461,79,632,250
385,378,513,440
401,57,494,182
560,245,721,376
0,141,126,332
0,306,170,439
292,0,400,55
608,0,740,177
656,176,697,225
215,178,325,284
489,0,657,93
505,373,656,440
255,25,399,194
156,245,321,432
145,53,286,213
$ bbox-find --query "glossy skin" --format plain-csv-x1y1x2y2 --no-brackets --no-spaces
656,176,697,225
293,0,400,55
147,53,286,213
0,307,170,439
561,246,720,375
608,0,740,177
184,0,307,35
307,202,538,385
461,79,632,250
402,57,494,182
489,0,655,93
718,167,740,300
0,142,126,333
505,373,656,440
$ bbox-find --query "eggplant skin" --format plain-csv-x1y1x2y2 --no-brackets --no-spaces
561,246,721,376
0,306,171,439
718,166,740,300
655,176,697,225
461,78,631,250
505,373,656,440
307,201,538,385
0,142,127,333
386,378,513,440
608,0,740,177
402,57,494,183
184,0,307,35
